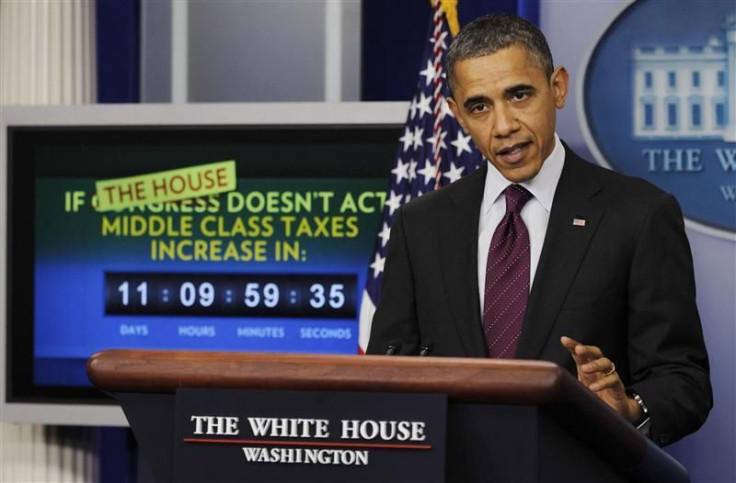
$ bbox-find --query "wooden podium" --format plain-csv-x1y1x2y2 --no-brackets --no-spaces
87,350,689,483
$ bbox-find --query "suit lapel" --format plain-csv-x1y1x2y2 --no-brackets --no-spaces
516,151,604,360
439,165,487,357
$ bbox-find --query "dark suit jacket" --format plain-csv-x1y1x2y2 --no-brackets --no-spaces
367,146,712,446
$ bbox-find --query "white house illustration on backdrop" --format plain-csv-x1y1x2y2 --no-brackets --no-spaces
632,14,736,142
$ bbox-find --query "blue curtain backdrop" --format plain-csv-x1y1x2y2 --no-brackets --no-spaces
97,0,140,103
361,0,539,101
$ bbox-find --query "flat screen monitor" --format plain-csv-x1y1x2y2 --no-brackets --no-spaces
0,103,405,424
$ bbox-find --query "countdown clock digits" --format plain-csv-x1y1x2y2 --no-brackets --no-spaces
244,282,279,309
308,283,345,309
179,282,215,307
105,272,356,319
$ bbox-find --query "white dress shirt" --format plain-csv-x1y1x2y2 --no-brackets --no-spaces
477,134,565,316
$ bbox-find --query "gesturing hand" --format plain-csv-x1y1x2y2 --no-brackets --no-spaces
560,336,642,424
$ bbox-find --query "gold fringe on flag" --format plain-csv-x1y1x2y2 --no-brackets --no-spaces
430,0,460,37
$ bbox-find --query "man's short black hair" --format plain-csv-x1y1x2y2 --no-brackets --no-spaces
446,14,554,93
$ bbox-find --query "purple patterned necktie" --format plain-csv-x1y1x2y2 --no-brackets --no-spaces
483,184,533,358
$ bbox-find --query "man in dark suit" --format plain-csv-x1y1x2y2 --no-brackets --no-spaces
366,14,711,446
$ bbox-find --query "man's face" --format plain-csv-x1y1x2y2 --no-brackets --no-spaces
448,45,568,183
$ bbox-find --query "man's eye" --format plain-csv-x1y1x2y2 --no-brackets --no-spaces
470,104,487,113
511,91,529,101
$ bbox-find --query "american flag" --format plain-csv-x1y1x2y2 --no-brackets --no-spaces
358,1,484,352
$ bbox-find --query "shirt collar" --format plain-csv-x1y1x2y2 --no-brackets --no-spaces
482,133,565,214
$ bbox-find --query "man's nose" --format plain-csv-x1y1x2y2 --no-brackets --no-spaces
493,105,519,137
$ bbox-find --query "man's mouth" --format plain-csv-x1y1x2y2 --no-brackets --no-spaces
495,142,531,163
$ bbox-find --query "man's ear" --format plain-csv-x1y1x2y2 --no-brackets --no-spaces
550,66,569,109
447,97,468,132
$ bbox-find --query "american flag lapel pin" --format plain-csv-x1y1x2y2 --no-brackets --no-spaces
573,217,587,227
